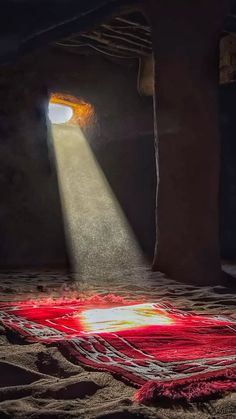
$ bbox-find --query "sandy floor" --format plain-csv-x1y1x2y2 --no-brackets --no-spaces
0,267,235,418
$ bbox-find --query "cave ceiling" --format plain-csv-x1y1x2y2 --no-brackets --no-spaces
1,1,236,64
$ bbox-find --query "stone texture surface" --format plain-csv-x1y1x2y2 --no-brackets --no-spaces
220,82,236,259
0,50,156,270
0,35,236,276
147,0,231,284
0,63,68,268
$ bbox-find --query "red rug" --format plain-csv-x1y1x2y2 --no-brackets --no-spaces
0,295,235,403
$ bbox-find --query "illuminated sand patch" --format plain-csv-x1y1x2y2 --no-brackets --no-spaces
79,303,173,333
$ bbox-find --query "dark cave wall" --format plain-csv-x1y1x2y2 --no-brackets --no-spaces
0,49,156,269
0,63,68,268
0,47,235,268
220,82,236,259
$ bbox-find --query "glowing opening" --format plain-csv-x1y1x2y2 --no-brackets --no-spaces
79,303,173,333
49,93,94,127
49,103,73,124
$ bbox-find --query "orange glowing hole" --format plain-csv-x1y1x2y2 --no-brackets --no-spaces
50,93,94,127
79,303,173,334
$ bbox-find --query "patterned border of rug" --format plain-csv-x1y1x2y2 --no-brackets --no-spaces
0,294,235,403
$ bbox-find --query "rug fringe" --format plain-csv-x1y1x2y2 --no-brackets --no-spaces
134,369,236,403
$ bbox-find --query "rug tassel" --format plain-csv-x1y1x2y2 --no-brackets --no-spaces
134,369,236,403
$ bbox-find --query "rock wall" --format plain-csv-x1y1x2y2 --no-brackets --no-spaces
0,62,69,268
0,44,235,270
0,49,156,269
220,82,236,259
